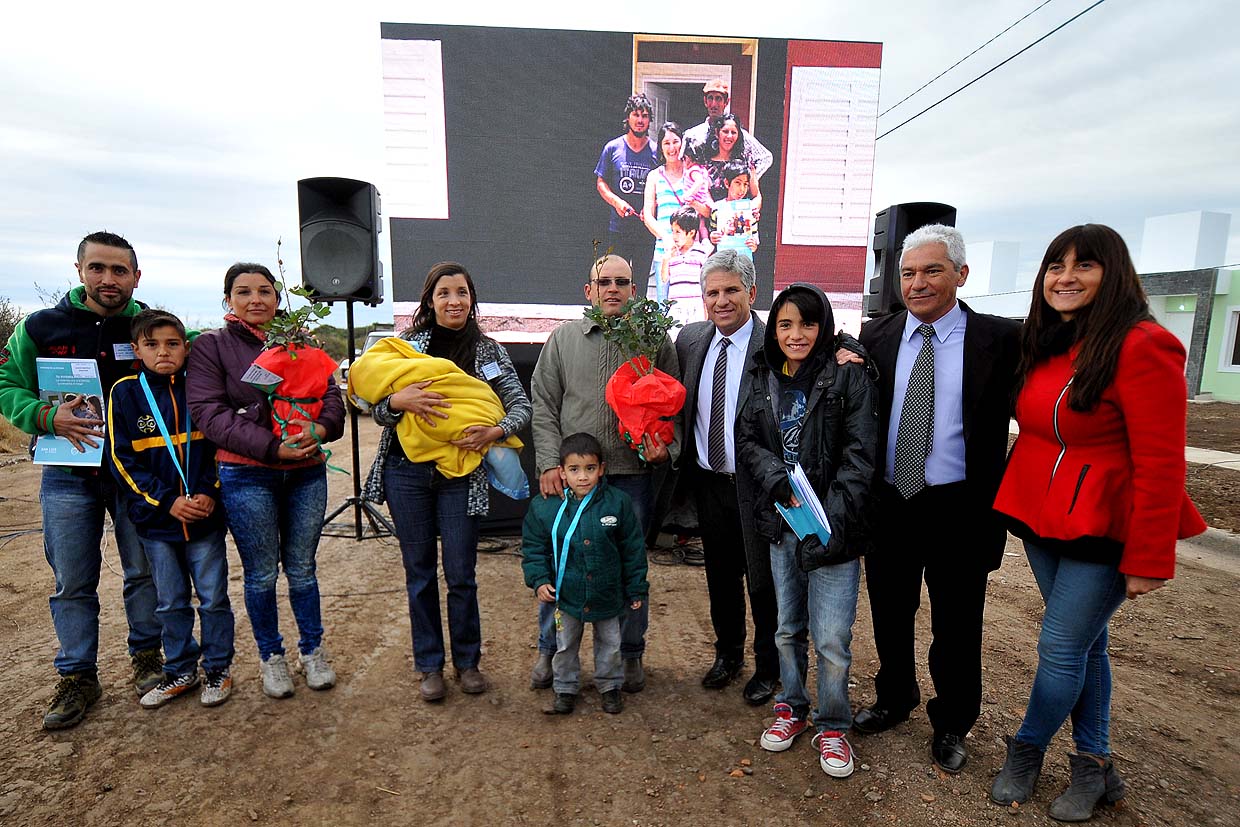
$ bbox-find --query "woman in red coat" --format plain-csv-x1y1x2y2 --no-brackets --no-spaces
989,224,1205,821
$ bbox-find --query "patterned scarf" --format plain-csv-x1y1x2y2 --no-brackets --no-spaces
223,312,267,342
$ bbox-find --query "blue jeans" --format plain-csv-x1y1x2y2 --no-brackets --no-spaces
41,468,161,676
538,473,651,660
141,531,235,676
553,613,623,695
384,454,481,673
218,463,328,660
769,530,860,733
1015,540,1128,755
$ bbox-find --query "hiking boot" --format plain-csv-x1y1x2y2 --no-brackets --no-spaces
529,652,554,690
43,673,103,730
813,730,856,778
298,647,337,690
1048,753,1126,822
760,703,809,752
131,648,165,696
990,735,1046,805
140,672,201,709
622,657,645,693
457,667,488,694
601,689,624,714
260,654,295,699
544,693,576,714
420,671,446,702
200,670,233,707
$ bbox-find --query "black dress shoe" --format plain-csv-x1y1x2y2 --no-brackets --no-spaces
701,657,743,689
852,705,910,735
932,732,968,774
742,673,778,706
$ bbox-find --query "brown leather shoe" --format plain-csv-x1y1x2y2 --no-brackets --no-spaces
419,671,446,702
457,667,489,695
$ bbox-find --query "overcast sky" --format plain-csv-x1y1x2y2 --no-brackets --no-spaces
2,0,1236,329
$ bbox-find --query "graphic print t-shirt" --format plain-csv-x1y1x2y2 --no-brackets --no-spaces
779,386,808,466
594,136,656,232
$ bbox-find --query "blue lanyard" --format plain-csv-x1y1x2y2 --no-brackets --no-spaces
138,374,191,493
550,488,594,604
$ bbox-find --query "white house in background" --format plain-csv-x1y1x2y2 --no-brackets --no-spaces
1139,210,1230,273
957,210,1239,401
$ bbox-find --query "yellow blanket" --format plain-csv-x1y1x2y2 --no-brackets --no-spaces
347,337,522,479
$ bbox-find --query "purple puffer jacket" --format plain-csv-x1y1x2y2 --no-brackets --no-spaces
186,321,345,465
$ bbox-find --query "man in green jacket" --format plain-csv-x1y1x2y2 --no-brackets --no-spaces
0,231,164,730
528,254,680,693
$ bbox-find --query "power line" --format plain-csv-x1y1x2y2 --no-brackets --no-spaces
876,0,1109,141
880,0,1057,118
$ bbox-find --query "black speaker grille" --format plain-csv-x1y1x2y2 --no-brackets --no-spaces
303,222,372,295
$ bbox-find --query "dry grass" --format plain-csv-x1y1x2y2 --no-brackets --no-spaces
0,415,29,453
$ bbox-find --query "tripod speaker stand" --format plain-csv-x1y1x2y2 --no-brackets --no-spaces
321,301,396,540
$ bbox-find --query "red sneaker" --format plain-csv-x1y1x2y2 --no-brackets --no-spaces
813,730,855,778
760,703,808,752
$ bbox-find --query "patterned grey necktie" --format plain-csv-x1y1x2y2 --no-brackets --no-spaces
893,323,936,499
707,337,731,471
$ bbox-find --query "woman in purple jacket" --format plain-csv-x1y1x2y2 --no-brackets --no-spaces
187,263,345,700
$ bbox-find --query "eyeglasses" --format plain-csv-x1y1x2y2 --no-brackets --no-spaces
593,278,632,288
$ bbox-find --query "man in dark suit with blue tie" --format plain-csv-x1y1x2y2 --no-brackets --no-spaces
854,225,1021,773
674,249,779,704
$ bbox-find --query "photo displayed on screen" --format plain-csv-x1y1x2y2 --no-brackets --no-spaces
380,24,881,329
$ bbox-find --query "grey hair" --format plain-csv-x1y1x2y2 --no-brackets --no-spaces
700,249,757,292
899,224,967,271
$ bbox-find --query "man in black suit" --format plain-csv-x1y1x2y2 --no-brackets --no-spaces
854,224,1021,773
674,249,779,704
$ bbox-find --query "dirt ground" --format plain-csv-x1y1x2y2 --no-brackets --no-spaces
2,419,1239,827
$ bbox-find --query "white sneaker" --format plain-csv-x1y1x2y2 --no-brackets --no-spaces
200,670,233,707
298,647,337,690
140,672,200,709
260,654,295,699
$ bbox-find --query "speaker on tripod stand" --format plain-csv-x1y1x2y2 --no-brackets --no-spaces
298,176,395,540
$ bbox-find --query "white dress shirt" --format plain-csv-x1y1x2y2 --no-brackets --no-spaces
694,315,754,474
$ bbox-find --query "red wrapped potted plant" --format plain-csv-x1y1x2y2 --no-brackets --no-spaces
585,287,686,461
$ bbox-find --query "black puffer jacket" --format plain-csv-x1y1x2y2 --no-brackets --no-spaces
735,284,878,571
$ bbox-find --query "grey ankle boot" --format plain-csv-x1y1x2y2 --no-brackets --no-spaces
990,735,1046,805
1048,753,1125,822
529,652,553,689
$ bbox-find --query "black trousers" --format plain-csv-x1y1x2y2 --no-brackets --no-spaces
695,469,779,677
864,481,990,737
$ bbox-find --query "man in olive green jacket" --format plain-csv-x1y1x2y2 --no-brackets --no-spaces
528,254,680,693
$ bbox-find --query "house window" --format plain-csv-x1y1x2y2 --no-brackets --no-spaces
1222,306,1240,373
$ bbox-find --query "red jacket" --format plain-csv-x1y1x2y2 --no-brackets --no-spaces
994,321,1205,579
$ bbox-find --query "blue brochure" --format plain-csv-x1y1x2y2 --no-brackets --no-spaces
33,358,106,467
774,462,832,545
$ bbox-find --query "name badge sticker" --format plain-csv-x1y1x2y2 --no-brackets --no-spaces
480,361,501,380
113,343,136,361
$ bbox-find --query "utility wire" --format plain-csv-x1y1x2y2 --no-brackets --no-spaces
876,0,1109,141
880,0,1057,118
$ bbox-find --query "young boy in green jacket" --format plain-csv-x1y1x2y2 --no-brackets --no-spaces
522,433,648,715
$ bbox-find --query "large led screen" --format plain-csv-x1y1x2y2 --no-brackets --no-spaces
380,23,881,328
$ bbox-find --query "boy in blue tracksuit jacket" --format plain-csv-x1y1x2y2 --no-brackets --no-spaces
108,310,235,709
522,432,648,715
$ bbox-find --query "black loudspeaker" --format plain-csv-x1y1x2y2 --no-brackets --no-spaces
297,177,384,305
479,341,542,537
865,202,957,317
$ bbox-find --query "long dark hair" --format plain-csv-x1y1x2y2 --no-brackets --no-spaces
707,113,749,163
1015,224,1153,411
411,261,483,370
